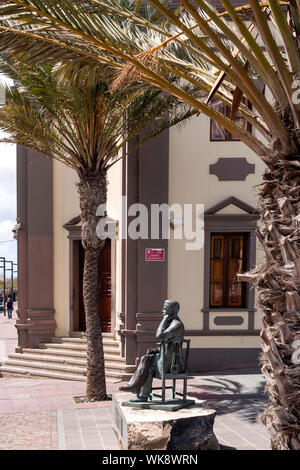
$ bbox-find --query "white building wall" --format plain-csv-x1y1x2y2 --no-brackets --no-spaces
53,162,79,336
53,158,123,337
52,112,266,349
168,113,266,341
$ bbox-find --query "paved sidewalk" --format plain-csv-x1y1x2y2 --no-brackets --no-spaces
0,369,271,450
0,378,121,450
0,315,271,450
0,309,271,449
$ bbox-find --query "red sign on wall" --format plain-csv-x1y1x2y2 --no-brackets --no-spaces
145,248,165,261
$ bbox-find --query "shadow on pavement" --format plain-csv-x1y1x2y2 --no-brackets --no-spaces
188,376,267,423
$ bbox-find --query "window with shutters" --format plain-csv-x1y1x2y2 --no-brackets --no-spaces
210,100,252,141
210,232,248,308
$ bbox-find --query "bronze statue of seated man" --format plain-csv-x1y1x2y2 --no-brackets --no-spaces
120,300,184,402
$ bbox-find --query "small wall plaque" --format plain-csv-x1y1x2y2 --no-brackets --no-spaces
145,248,165,261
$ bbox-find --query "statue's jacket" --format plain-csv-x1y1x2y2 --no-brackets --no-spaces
155,315,184,377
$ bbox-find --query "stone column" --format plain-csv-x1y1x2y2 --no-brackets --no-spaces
123,130,169,364
16,146,56,350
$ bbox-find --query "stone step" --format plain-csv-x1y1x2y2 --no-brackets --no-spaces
22,348,124,361
0,362,132,382
39,342,86,351
40,341,120,353
68,331,115,339
23,347,87,358
52,337,88,344
52,337,120,348
0,365,86,381
3,359,86,375
1,330,130,381
8,352,87,367
7,352,134,372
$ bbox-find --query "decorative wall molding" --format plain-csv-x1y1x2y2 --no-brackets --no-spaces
213,316,244,326
209,157,255,181
185,330,260,336
205,196,258,215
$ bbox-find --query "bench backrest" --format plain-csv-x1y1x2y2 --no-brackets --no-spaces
160,338,191,375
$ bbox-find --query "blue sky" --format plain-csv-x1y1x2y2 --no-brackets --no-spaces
0,138,16,265
0,76,17,266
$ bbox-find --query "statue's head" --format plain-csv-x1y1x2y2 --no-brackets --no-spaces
162,300,180,317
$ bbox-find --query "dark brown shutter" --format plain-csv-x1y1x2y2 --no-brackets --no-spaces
210,235,224,306
210,233,247,308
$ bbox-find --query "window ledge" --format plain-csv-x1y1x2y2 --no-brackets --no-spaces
201,308,256,313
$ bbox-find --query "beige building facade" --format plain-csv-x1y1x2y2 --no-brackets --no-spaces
15,110,266,374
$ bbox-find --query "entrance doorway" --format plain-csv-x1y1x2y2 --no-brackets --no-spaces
75,239,112,333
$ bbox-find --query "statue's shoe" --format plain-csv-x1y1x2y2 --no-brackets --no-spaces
119,385,132,392
129,396,149,403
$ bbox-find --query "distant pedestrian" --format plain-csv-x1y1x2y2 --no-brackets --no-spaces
6,297,13,319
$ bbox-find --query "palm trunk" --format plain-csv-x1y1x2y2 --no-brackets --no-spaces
241,159,300,450
77,172,107,400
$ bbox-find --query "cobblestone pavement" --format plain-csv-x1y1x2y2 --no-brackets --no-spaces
0,411,58,450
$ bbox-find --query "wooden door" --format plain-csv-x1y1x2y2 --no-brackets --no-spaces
77,240,112,332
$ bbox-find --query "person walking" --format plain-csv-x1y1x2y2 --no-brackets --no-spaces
6,297,13,319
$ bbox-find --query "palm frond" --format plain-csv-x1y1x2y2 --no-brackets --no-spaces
0,57,200,177
0,1,298,157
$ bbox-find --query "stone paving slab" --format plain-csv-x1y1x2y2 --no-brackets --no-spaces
214,414,270,450
186,370,271,450
58,408,119,450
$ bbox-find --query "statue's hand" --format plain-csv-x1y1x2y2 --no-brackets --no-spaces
156,330,166,341
147,348,159,355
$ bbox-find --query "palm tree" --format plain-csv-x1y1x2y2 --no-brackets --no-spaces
0,58,198,400
0,0,299,449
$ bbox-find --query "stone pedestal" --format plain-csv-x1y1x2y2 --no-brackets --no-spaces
112,392,219,450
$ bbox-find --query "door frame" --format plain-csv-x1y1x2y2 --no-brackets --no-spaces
64,219,116,334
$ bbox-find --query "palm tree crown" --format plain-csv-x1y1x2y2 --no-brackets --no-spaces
0,1,298,157
0,59,197,176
